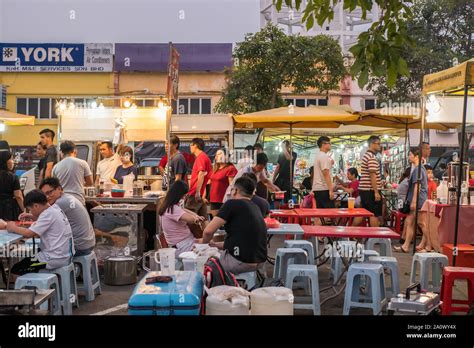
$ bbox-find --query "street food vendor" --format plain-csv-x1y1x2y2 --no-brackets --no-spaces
113,146,138,184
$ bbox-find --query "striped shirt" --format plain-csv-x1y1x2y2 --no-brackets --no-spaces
359,150,382,191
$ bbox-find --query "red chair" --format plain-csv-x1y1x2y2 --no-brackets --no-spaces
389,210,408,233
440,266,474,315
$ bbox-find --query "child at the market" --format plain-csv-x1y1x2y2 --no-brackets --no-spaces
424,165,438,200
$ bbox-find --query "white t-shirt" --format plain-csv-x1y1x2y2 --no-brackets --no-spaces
52,156,92,205
96,154,122,182
312,151,332,191
29,204,75,269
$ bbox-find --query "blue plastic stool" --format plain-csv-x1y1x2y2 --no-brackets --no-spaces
274,248,308,284
40,263,78,315
285,264,321,315
330,241,358,285
14,273,62,315
284,240,315,265
73,251,101,302
343,263,386,315
362,249,380,262
369,256,400,298
235,271,257,290
410,252,448,293
365,238,393,257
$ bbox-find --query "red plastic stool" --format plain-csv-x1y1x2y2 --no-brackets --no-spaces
390,211,407,233
440,266,474,315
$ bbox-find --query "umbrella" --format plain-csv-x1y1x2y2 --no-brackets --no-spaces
233,105,359,199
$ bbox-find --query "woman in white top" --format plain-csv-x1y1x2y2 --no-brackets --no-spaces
158,180,205,256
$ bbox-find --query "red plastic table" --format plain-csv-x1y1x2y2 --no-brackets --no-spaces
269,209,299,223
302,225,400,239
294,208,374,225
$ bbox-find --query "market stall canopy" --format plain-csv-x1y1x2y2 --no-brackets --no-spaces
233,105,358,129
263,125,402,137
0,110,35,126
422,58,474,95
353,107,458,130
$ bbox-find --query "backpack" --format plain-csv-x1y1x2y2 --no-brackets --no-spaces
203,256,239,289
201,256,239,314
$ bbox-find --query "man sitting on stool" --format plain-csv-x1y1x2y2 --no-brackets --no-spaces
198,177,267,274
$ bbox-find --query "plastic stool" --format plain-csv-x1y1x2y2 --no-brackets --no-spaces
40,263,78,315
330,241,358,285
235,271,257,290
273,248,308,284
343,263,386,315
410,253,448,293
14,273,62,315
362,249,380,262
369,256,400,297
390,211,407,233
365,238,393,257
285,264,321,315
440,266,474,315
284,240,315,265
73,252,101,302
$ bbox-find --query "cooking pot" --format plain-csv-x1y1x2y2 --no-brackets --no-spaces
104,256,137,286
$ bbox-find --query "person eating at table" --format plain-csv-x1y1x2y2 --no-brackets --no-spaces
335,167,360,208
198,177,267,275
158,180,205,255
32,177,95,256
3,190,74,275
313,136,335,208
353,135,383,227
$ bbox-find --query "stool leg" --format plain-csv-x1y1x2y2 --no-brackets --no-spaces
441,276,454,315
273,254,281,279
431,262,442,293
410,259,418,286
82,260,94,302
343,272,354,315
92,258,101,295
310,273,321,315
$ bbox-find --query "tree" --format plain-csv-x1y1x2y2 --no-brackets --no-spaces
215,24,346,114
367,0,474,104
274,0,414,88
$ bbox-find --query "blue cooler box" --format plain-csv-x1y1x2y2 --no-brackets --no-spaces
128,271,204,315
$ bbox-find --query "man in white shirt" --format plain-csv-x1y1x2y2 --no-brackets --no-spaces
96,142,122,184
312,136,335,208
5,190,75,274
52,141,93,205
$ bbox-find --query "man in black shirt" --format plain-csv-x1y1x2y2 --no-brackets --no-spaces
200,177,267,274
273,140,297,202
39,129,58,178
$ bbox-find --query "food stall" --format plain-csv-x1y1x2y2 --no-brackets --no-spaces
56,96,169,259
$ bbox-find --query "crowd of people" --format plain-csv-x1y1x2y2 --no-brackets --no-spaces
0,128,452,279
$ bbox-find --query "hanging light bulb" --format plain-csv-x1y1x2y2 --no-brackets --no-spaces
91,100,98,109
123,99,131,108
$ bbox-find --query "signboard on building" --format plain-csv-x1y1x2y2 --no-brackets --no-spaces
166,44,180,101
0,85,6,109
0,43,113,72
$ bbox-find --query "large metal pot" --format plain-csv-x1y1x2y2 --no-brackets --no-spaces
104,256,137,286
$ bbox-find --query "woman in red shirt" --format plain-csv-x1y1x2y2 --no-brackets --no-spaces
209,148,237,216
336,167,360,207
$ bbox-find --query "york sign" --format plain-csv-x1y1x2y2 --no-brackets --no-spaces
0,43,113,72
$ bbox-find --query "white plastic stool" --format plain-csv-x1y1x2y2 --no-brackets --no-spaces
284,240,315,265
236,271,257,290
410,252,448,292
365,238,393,257
369,256,400,298
274,248,308,284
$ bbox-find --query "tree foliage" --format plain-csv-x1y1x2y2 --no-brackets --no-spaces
215,24,346,114
367,0,474,103
274,0,414,88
